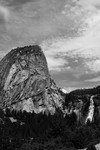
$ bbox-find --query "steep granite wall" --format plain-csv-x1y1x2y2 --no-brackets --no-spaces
0,45,64,114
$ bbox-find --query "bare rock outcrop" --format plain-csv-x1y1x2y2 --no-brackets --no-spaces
0,45,64,114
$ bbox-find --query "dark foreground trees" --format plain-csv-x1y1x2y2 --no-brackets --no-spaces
0,108,100,150
86,145,96,150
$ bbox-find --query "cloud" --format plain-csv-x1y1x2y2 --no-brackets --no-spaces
0,5,9,21
46,56,67,72
0,0,85,51
85,59,100,73
5,0,36,7
77,0,100,10
85,77,100,82
41,1,100,73
41,29,100,72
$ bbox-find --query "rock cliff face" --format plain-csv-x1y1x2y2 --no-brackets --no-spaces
0,45,64,114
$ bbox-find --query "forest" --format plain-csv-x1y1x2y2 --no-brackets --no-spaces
0,86,100,149
0,104,100,150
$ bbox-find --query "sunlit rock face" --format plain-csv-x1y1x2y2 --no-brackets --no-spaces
0,45,64,114
61,89,68,94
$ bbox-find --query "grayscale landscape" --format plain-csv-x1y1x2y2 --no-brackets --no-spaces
0,0,100,150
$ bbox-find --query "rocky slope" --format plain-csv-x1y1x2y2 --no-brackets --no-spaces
0,45,64,114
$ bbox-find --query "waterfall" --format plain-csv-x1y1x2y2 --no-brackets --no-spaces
85,96,95,124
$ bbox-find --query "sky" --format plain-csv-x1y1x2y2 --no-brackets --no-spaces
0,0,100,91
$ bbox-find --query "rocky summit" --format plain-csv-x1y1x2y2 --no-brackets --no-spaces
0,45,64,114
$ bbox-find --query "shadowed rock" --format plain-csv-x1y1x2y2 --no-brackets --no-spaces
86,144,96,150
0,45,63,114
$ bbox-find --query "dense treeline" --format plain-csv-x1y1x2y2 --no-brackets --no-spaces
65,85,100,106
70,86,100,95
0,107,100,150
67,86,100,99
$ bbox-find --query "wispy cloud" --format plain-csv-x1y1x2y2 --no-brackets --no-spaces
78,0,100,10
41,0,100,73
0,0,85,51
85,77,100,82
46,56,68,72
0,5,9,21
